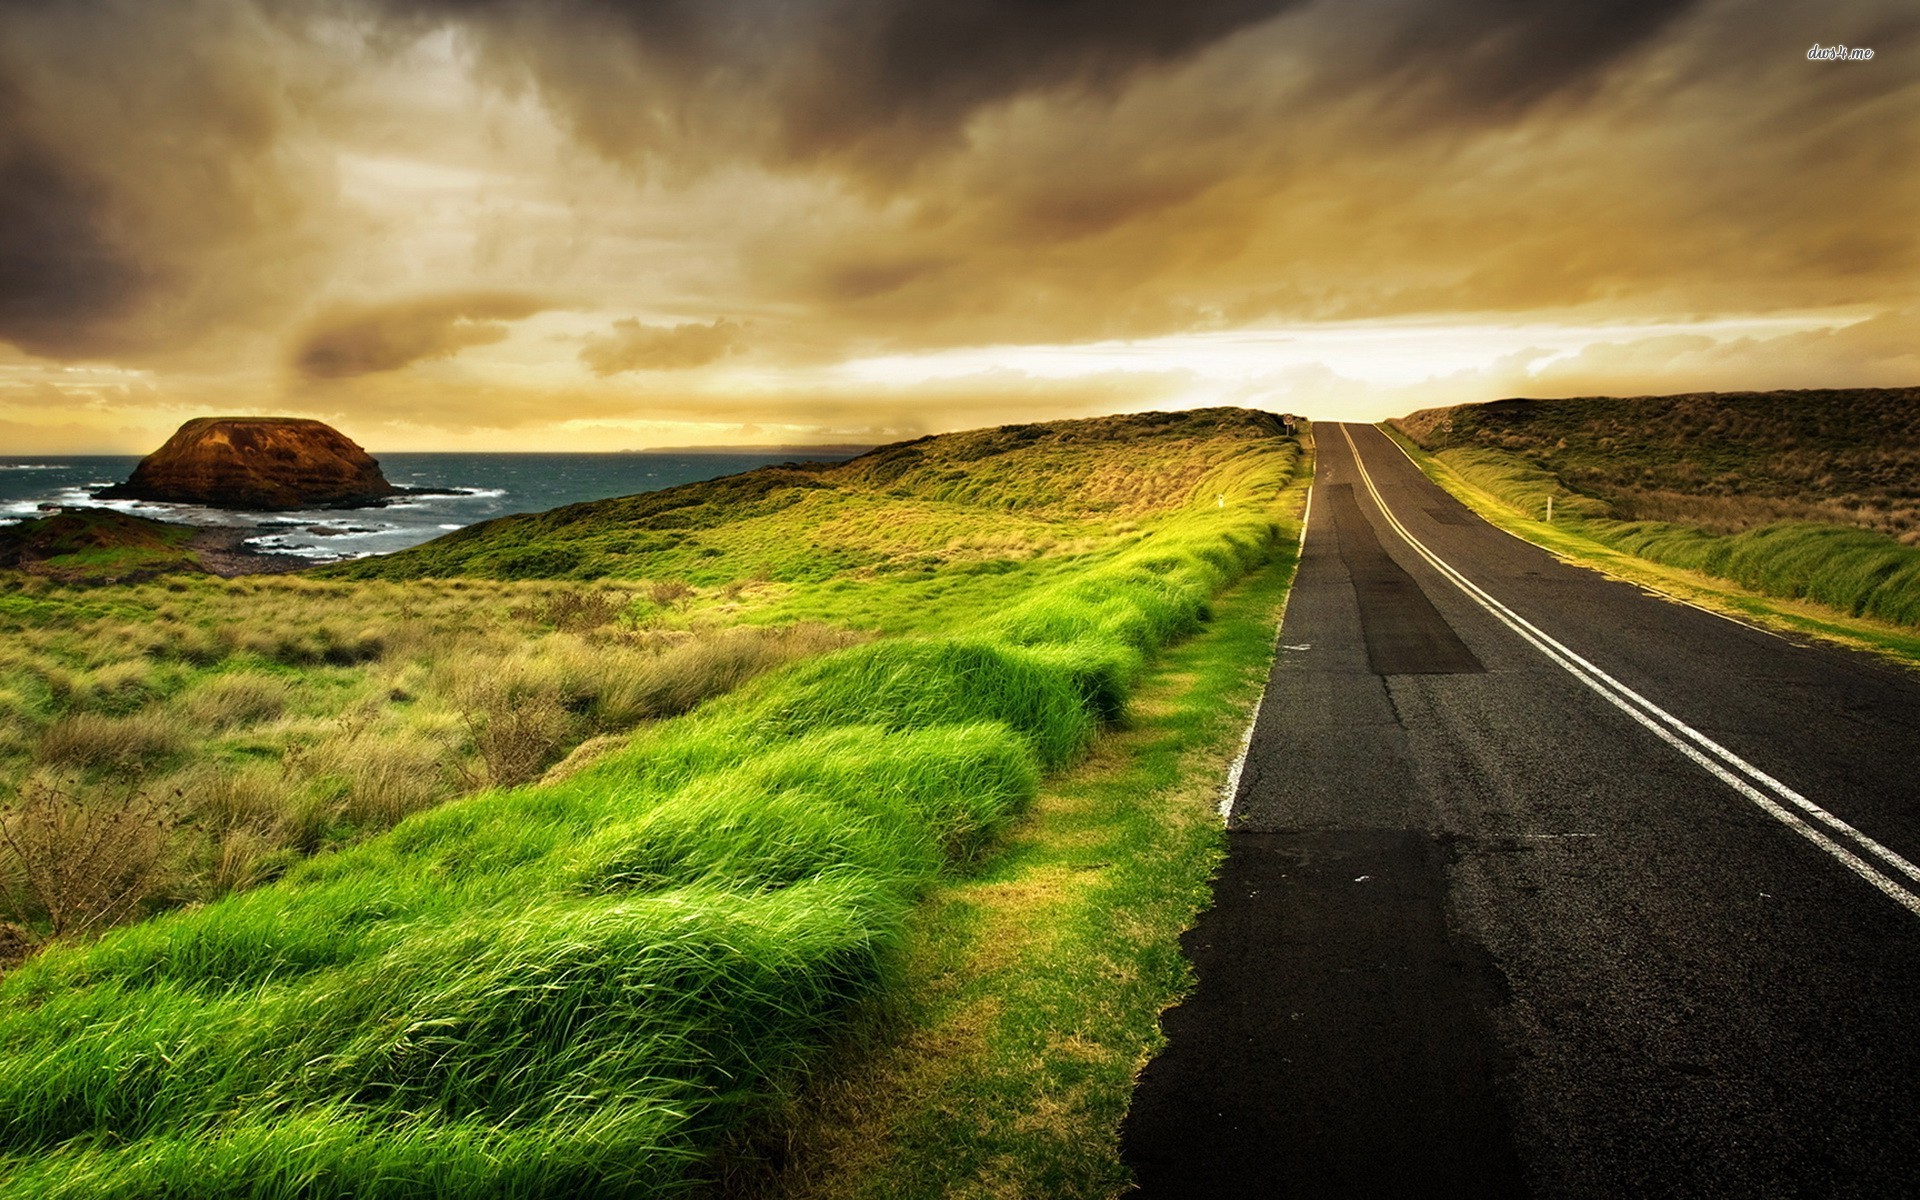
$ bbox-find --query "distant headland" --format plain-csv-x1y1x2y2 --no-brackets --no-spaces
95,417,444,511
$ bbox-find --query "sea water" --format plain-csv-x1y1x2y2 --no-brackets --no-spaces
0,451,862,563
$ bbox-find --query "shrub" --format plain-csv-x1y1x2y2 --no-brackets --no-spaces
0,777,174,939
648,579,696,611
516,588,626,631
457,672,575,788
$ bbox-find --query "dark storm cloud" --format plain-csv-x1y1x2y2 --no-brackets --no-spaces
0,0,1914,383
774,0,1309,162
0,0,332,362
371,0,1311,171
371,0,1721,174
1363,0,1703,117
0,139,154,358
294,292,551,378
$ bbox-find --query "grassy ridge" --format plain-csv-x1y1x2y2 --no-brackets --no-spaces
0,510,204,582
1393,391,1920,629
1396,387,1920,539
744,465,1310,1199
0,412,1298,1196
322,411,1260,592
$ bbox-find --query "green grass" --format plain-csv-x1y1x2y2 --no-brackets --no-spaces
0,511,204,582
0,409,1302,1196
732,458,1310,1199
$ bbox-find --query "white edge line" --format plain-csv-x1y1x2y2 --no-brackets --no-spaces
1340,424,1920,916
1371,423,1793,642
1362,438,1920,887
1219,480,1313,821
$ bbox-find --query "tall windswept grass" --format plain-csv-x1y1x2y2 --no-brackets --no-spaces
177,672,290,729
0,415,1302,1196
1591,519,1920,627
33,711,188,774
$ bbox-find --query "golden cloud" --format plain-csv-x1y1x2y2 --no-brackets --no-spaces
293,292,552,379
580,319,744,375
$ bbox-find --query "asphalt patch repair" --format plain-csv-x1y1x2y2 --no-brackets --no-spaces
1329,484,1483,676
1120,831,1526,1198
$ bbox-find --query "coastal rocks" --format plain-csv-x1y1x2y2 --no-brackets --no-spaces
97,417,400,511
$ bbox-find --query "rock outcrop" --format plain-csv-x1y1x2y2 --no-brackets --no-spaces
98,417,400,510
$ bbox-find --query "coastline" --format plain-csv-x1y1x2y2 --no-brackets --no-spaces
189,525,322,577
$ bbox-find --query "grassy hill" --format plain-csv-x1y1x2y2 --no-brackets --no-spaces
0,407,1304,1197
1393,388,1920,628
0,510,206,582
1397,387,1920,539
323,410,1261,591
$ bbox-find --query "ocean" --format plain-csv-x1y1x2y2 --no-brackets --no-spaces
0,450,864,563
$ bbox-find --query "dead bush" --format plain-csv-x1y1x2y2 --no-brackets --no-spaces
516,588,626,632
0,777,174,940
458,673,574,788
647,579,696,611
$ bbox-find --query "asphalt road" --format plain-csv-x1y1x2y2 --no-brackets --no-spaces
1122,423,1920,1198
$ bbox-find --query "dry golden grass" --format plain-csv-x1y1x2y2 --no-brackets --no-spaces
35,711,188,773
177,672,291,729
0,574,872,933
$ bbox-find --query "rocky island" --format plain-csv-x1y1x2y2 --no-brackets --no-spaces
96,416,402,510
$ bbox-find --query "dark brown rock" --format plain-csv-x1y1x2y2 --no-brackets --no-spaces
98,417,399,510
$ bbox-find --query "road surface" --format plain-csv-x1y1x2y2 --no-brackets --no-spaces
1122,423,1920,1198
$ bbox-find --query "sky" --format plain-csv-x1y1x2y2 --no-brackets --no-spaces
0,0,1914,453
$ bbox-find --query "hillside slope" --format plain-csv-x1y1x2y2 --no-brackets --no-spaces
1392,388,1920,629
1396,387,1920,540
326,409,1277,585
0,510,204,582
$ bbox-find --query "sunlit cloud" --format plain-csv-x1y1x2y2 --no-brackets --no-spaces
580,319,746,375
